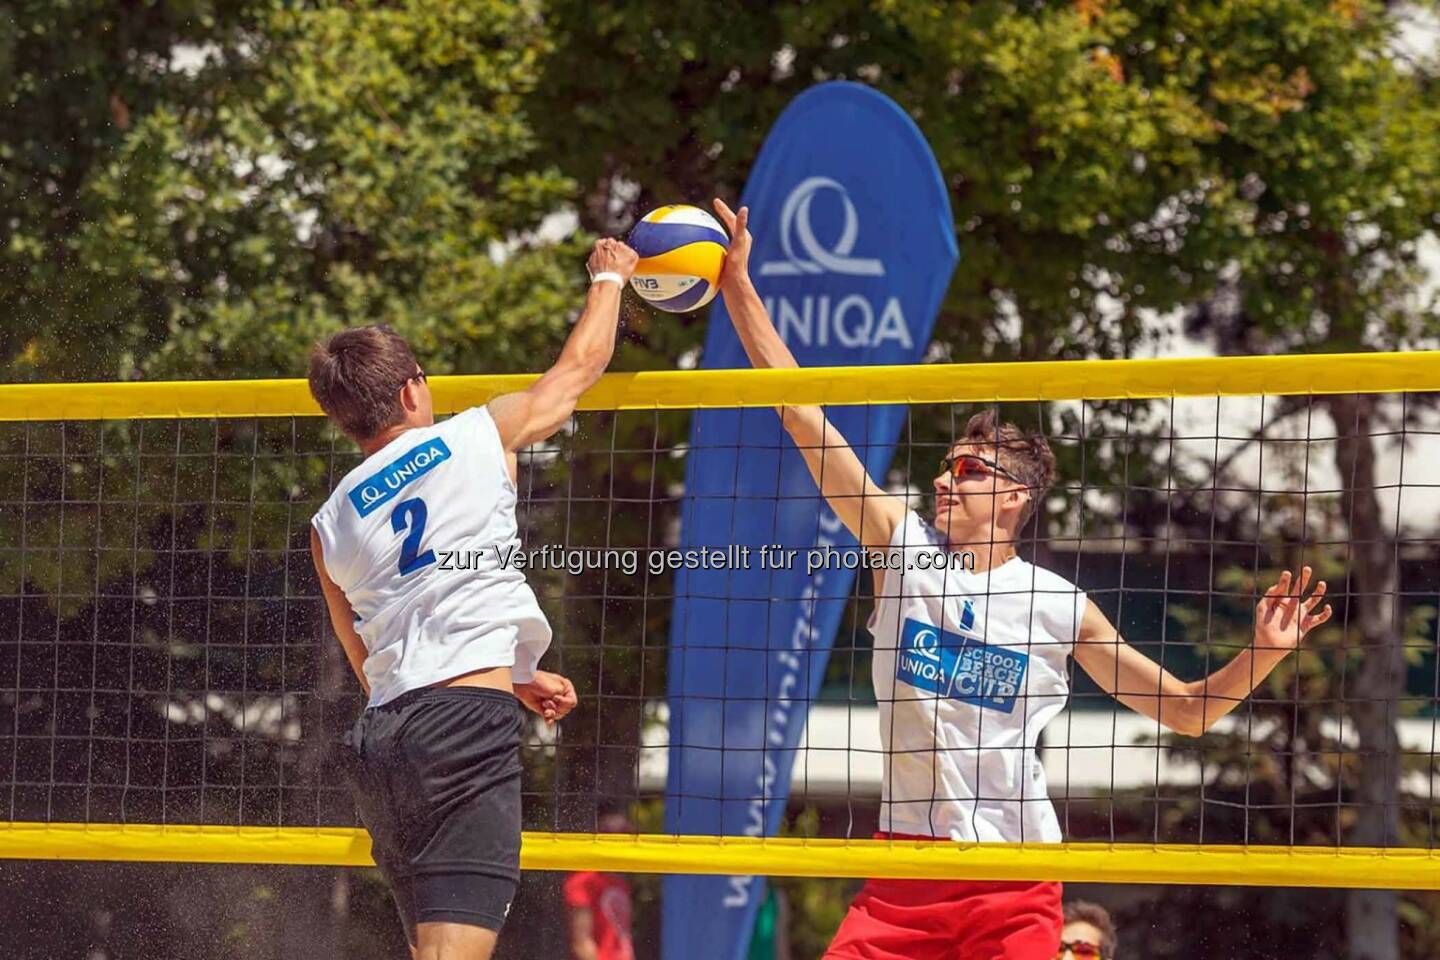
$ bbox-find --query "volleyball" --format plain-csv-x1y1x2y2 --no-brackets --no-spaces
627,204,730,312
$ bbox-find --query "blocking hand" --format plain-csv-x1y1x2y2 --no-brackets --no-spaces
712,198,752,291
1254,566,1332,651
587,238,639,282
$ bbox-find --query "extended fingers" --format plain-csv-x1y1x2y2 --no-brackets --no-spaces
735,205,749,236
1281,567,1313,628
1301,575,1331,635
1256,567,1335,643
712,197,736,228
1259,571,1290,623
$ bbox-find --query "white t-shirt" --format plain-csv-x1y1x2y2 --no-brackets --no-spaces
868,511,1086,843
311,406,551,707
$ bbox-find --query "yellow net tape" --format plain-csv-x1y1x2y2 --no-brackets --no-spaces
0,825,1436,889
2,351,1437,421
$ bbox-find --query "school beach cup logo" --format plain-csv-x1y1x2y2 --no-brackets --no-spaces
896,605,1030,713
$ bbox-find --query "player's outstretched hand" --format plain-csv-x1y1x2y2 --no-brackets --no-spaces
1254,566,1332,652
587,238,639,282
712,198,752,291
515,670,578,725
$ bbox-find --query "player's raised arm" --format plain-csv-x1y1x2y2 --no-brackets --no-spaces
1075,567,1331,736
488,239,639,457
712,198,906,550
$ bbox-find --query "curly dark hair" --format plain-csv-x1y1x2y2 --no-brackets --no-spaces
955,408,1056,529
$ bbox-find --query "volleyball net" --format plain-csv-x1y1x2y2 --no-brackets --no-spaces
0,352,1437,889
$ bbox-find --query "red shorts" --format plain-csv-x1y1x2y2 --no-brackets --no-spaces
823,834,1062,960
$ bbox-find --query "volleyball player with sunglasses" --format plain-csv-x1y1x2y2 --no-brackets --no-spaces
710,198,1331,960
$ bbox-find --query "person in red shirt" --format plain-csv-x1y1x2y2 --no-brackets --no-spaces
564,811,636,960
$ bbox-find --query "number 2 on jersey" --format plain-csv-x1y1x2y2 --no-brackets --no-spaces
391,498,437,576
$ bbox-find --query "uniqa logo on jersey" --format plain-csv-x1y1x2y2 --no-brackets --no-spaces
755,176,911,352
348,437,452,517
897,612,1028,714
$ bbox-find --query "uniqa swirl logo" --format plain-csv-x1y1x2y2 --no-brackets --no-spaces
758,176,885,278
909,626,943,661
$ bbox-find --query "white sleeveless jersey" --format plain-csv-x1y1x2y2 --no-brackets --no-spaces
869,511,1086,843
311,406,551,707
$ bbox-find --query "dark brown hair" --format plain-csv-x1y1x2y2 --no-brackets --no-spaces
1063,900,1118,958
307,324,419,441
956,408,1056,529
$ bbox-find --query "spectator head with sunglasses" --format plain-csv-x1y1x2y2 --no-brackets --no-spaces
933,409,1055,556
1059,901,1118,959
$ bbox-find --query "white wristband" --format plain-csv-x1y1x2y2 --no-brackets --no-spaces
590,271,625,287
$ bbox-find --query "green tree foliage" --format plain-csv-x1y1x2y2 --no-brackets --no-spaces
1,0,582,586
0,0,260,379
65,0,576,382
539,0,1438,363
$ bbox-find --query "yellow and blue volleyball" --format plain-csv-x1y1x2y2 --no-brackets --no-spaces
627,205,730,313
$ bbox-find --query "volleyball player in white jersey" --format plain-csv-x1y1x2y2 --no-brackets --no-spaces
308,238,639,960
709,199,1332,960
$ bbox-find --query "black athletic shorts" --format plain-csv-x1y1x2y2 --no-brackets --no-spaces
340,686,523,944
